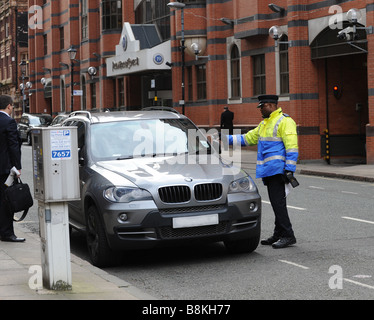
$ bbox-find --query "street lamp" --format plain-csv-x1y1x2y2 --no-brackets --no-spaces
19,60,27,114
167,1,186,114
67,46,78,112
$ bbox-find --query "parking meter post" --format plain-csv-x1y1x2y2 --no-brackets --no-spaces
31,127,80,290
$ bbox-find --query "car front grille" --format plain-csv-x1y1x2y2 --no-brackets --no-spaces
158,185,191,203
158,183,223,203
194,183,223,201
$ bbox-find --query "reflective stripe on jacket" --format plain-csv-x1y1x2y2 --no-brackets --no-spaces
228,108,298,178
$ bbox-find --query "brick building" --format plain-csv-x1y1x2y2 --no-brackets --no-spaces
28,0,374,164
0,0,28,118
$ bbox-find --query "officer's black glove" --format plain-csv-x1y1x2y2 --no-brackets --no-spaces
285,171,299,188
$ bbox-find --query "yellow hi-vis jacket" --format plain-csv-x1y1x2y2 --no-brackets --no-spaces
228,108,298,178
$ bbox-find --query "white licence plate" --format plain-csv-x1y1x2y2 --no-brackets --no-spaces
172,214,219,229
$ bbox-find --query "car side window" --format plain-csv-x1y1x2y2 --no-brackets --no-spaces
66,120,86,158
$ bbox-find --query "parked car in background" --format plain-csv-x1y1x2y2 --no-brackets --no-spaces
50,113,69,126
18,113,52,145
62,109,262,267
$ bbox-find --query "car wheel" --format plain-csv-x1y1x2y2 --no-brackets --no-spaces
224,235,260,254
86,205,121,267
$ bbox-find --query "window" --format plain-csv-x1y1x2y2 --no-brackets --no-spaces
253,54,265,96
118,78,124,107
91,82,97,109
60,27,64,50
279,35,289,95
230,45,241,99
102,0,122,31
61,78,66,112
43,34,48,55
82,0,88,40
81,76,87,110
135,0,170,40
196,64,206,101
187,67,193,101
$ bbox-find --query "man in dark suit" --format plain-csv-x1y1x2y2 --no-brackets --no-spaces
0,95,25,242
220,106,234,135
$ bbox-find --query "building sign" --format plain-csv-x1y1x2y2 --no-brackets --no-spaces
153,54,164,65
112,57,139,71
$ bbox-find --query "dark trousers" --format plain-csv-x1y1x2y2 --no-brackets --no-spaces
0,174,14,238
263,174,295,238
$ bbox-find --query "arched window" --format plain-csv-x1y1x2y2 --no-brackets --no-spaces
230,45,241,99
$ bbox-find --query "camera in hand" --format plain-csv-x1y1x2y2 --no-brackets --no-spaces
286,171,299,188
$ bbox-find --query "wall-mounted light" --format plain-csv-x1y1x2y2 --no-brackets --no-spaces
220,17,234,26
268,3,285,15
269,26,292,47
190,42,209,60
87,66,97,78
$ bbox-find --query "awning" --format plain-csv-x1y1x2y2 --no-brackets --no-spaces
106,23,171,77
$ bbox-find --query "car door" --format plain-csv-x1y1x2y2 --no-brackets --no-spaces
64,119,88,226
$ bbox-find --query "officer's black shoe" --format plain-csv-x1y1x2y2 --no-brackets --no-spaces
271,237,296,249
260,235,280,245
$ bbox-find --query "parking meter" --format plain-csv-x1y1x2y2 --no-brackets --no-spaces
31,127,80,290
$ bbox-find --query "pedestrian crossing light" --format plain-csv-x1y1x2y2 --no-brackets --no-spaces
333,85,342,99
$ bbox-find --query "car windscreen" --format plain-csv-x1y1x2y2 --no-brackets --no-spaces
29,115,52,125
90,118,211,161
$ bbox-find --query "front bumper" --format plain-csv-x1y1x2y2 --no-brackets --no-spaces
102,194,261,251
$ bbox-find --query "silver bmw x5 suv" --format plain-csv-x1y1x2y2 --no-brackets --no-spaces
62,109,261,267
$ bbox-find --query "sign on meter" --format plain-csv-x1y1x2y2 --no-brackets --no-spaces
50,129,73,160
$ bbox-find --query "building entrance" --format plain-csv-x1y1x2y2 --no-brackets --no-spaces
311,23,369,161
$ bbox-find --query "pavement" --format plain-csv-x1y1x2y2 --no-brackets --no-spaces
1,148,373,300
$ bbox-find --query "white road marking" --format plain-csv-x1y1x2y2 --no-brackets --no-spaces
278,260,310,270
341,191,358,195
344,278,374,290
309,186,325,190
341,216,374,225
262,200,307,211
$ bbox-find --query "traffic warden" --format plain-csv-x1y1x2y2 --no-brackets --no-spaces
224,95,299,248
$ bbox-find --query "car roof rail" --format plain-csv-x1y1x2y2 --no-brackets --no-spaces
69,110,92,120
142,106,181,114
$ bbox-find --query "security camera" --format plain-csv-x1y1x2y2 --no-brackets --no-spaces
191,43,201,55
337,27,354,41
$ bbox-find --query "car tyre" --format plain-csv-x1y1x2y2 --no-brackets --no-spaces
224,235,260,254
86,205,122,267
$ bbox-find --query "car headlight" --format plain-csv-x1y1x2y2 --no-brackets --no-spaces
229,176,256,193
104,187,153,203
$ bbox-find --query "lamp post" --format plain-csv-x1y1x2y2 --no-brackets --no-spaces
67,46,77,113
167,1,186,114
19,60,27,114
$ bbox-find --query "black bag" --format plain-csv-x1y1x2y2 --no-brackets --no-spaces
4,178,34,222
